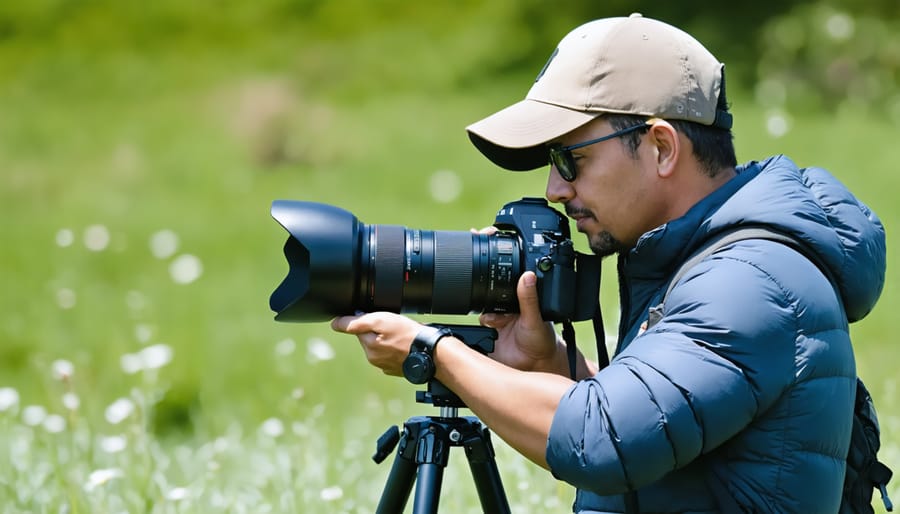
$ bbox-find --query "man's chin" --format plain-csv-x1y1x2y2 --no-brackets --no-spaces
588,232,624,257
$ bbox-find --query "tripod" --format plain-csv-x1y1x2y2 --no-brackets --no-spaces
372,325,511,514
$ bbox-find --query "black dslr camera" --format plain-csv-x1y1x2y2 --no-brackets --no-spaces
269,197,601,323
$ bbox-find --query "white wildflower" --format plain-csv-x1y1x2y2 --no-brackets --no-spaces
140,343,173,370
429,169,462,203
166,487,189,501
150,229,179,260
84,468,123,492
84,224,110,252
99,435,127,453
320,486,343,502
169,254,203,284
43,414,66,433
825,13,854,40
275,338,296,356
765,111,790,138
134,323,153,343
56,288,77,309
52,359,74,381
62,392,80,410
213,437,229,453
104,398,134,425
56,228,75,247
307,337,335,362
22,405,47,426
120,353,143,374
121,344,173,374
260,417,284,438
0,387,20,412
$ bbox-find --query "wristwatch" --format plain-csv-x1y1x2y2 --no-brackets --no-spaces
402,326,453,384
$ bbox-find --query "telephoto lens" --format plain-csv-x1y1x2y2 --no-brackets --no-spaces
269,201,522,321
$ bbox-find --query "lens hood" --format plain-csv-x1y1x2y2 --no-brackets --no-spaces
270,200,362,321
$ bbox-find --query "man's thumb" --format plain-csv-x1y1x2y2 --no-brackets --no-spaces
517,271,543,323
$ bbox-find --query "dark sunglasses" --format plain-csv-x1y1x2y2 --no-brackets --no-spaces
547,121,652,181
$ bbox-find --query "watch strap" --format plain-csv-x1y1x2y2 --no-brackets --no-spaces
412,326,454,356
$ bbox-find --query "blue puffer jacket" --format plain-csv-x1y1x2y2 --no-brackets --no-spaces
546,155,886,513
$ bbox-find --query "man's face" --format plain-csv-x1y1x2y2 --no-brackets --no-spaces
545,118,664,257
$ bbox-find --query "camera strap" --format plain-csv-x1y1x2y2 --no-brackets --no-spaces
563,321,577,380
593,304,609,370
562,304,609,381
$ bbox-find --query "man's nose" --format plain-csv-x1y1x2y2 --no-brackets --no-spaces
545,165,573,204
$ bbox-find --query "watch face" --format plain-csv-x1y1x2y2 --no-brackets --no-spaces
403,352,434,384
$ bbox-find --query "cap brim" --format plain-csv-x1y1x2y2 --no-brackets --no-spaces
466,99,600,171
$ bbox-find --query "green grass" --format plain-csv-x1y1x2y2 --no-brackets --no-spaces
1,12,898,513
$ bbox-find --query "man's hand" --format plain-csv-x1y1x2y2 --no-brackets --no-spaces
331,312,423,376
469,226,560,372
479,271,560,372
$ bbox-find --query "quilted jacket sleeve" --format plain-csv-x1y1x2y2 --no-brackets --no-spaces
545,247,804,495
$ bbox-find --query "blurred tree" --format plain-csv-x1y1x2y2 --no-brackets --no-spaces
499,0,811,84
755,4,900,118
0,0,896,114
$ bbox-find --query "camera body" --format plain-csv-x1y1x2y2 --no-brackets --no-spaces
270,197,601,323
492,197,593,322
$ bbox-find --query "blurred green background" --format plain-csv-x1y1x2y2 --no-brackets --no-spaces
1,1,897,512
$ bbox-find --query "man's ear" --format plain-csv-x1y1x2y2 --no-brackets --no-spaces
647,120,679,178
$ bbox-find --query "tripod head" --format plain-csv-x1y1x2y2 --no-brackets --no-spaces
411,324,497,410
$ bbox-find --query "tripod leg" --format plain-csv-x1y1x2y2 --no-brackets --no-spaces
468,455,511,513
376,449,417,514
411,462,443,514
463,423,511,514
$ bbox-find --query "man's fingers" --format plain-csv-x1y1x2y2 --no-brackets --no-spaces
480,312,513,329
331,314,370,334
330,316,351,332
471,226,499,236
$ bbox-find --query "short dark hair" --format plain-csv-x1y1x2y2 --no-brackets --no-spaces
606,113,737,178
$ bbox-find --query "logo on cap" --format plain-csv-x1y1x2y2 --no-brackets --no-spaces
534,47,559,83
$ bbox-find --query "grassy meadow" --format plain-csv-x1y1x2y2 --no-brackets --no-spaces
1,5,898,513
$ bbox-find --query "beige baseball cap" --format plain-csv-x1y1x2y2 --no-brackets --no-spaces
466,14,732,171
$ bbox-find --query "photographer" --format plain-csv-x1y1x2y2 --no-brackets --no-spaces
331,14,886,513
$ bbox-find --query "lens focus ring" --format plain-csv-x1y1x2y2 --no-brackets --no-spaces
432,232,473,313
370,225,405,311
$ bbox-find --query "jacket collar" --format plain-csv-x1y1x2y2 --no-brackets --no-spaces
623,161,763,279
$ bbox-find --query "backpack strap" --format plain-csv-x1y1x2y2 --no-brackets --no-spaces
647,227,831,330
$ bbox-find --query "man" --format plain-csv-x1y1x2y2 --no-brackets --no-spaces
332,14,886,513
